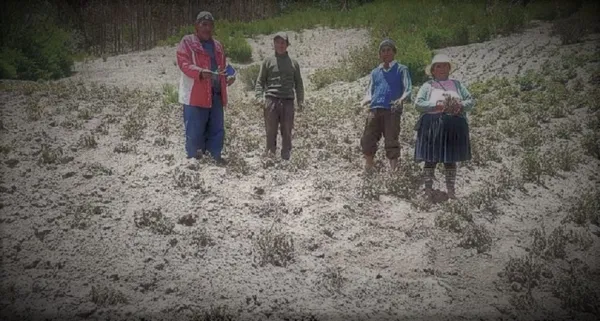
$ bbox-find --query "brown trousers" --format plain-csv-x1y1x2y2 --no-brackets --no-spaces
264,96,295,159
360,107,402,160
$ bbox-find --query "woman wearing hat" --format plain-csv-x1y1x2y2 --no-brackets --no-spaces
414,53,475,199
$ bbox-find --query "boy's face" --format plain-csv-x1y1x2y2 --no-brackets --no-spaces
379,46,395,64
274,37,288,55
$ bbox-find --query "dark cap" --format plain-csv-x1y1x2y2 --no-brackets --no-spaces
196,11,214,23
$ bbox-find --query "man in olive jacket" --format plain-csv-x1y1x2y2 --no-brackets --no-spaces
254,31,304,161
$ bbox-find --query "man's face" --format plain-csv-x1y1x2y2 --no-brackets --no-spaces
274,37,288,54
379,46,395,64
195,20,214,40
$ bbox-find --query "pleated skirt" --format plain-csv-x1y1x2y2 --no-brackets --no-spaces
414,113,471,164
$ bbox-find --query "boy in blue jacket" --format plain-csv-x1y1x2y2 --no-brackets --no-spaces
360,39,412,172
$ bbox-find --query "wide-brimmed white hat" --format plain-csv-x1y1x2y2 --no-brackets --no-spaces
425,53,455,76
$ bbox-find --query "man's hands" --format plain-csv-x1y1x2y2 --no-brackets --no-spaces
199,69,213,80
253,96,265,108
391,99,403,113
434,100,444,113
227,76,236,86
297,102,304,112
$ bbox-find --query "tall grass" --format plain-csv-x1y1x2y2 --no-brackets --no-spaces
165,0,571,85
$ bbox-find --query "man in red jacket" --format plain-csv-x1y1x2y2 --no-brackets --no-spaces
176,11,235,165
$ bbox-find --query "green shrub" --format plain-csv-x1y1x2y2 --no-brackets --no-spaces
240,64,261,91
1,19,73,81
162,84,178,105
222,35,252,63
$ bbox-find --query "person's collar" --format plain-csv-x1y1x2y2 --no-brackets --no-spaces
195,34,212,43
275,51,289,57
379,60,398,70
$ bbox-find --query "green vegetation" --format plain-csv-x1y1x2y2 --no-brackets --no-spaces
164,0,586,85
1,2,75,80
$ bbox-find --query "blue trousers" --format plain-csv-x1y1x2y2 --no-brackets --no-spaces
183,93,224,159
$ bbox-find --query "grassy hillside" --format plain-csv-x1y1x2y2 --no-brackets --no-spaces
165,0,594,85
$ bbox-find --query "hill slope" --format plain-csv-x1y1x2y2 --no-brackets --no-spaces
0,20,599,321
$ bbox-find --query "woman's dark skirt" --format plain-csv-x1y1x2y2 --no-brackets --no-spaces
414,113,471,164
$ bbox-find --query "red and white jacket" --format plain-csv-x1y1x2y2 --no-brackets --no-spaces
176,34,228,108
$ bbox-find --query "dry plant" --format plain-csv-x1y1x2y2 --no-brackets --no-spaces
530,225,567,259
321,266,347,295
122,109,148,140
385,155,422,200
459,223,493,253
552,261,600,314
79,132,98,149
359,173,382,201
225,150,251,176
254,224,295,267
90,285,128,306
172,168,209,192
113,142,136,154
567,190,599,226
133,208,175,235
69,203,103,230
38,144,64,165
191,305,237,321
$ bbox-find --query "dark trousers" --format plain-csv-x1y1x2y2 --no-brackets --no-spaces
264,96,295,160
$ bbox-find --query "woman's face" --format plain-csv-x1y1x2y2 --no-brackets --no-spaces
431,63,450,80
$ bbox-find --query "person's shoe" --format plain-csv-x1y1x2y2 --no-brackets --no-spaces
446,188,456,200
214,157,228,167
365,155,375,170
389,158,399,172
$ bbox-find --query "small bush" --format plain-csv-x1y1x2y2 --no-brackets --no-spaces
240,64,261,91
254,224,295,267
520,148,555,185
552,261,600,314
79,132,98,149
38,144,63,165
359,174,382,201
133,208,175,235
552,143,581,172
90,286,128,306
568,190,600,226
459,223,493,254
162,83,178,105
581,131,600,160
1,15,74,81
122,110,147,140
504,254,542,290
386,157,422,199
191,305,236,321
222,35,252,63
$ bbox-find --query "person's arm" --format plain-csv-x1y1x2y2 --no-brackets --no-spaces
361,74,373,107
414,82,437,112
293,60,304,106
400,66,412,103
254,59,269,99
457,81,475,112
176,37,203,80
